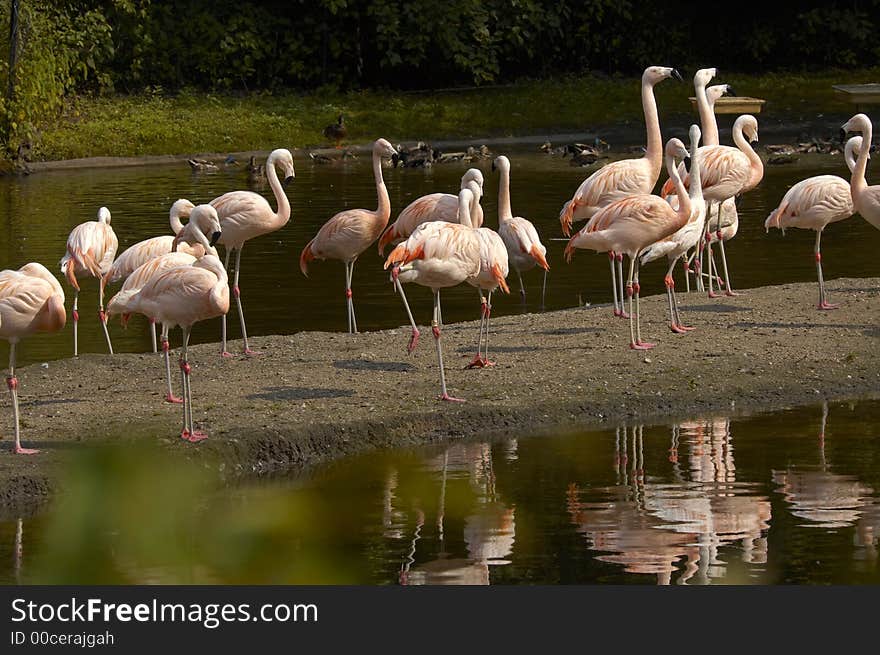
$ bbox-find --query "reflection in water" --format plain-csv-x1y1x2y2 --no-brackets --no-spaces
399,442,516,585
568,422,770,584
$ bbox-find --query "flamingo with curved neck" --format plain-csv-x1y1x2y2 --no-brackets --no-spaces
843,113,880,230
300,138,398,333
565,138,691,350
211,147,295,356
559,65,682,318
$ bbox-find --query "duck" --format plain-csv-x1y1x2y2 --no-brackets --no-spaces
246,155,266,184
323,114,347,148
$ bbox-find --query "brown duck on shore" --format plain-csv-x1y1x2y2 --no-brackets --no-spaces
323,114,347,149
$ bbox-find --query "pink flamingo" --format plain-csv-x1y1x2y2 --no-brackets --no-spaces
0,263,66,454
565,138,691,350
117,255,229,442
662,114,763,297
300,138,398,333
377,168,484,255
559,66,682,317
384,222,482,401
59,206,118,356
764,136,861,309
843,114,880,230
211,148,295,356
640,124,706,333
102,200,221,351
493,155,550,306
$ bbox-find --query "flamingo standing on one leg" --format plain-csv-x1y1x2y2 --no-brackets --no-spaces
662,115,763,298
211,148,295,356
101,200,222,352
565,138,692,350
641,124,707,332
377,168,484,255
843,114,880,230
0,263,66,454
300,138,398,333
493,155,550,308
559,65,682,317
384,222,482,401
59,206,118,356
117,255,229,441
764,136,861,309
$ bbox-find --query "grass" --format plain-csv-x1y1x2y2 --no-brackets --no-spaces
32,67,880,162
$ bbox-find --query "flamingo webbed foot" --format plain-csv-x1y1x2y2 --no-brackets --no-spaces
13,446,40,455
188,430,208,443
629,341,656,350
244,348,261,357
406,329,420,354
817,301,840,310
165,393,184,404
221,351,234,358
438,393,466,403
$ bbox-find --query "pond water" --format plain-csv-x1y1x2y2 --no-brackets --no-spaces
1,147,878,366
1,400,878,584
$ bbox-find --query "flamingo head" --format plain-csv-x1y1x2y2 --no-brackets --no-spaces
842,113,872,140
461,167,484,191
491,155,510,174
170,199,195,225
665,138,689,163
688,124,702,153
736,115,759,143
643,66,683,85
706,84,735,107
693,68,716,89
374,138,398,160
268,148,295,186
97,206,112,224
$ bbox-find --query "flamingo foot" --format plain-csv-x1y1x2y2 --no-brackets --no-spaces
618,311,631,319
708,291,720,299
465,355,486,369
13,446,39,455
817,301,840,310
613,309,622,317
165,393,184,404
244,348,261,356
180,429,191,441
406,329,420,354
725,290,741,297
221,351,234,358
187,430,209,443
678,324,696,332
670,323,688,334
629,341,656,350
439,393,466,403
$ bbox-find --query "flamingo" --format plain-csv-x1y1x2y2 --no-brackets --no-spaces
384,222,482,401
843,114,880,230
0,263,66,454
377,168,484,255
300,138,398,333
662,115,763,297
101,200,222,351
565,138,691,350
493,155,550,307
59,206,118,356
116,255,230,442
640,124,707,333
559,65,682,318
764,136,861,309
211,147,295,356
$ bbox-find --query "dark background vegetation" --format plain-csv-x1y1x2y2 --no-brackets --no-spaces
1,0,878,156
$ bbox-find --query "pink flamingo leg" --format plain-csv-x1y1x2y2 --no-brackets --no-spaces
466,293,489,369
632,259,655,349
609,251,621,316
717,230,739,296
433,291,464,402
345,260,359,334
233,248,259,355
392,270,420,353
98,283,113,354
7,344,38,455
162,329,183,404
814,231,839,310
616,253,630,318
149,317,158,353
220,248,234,357
179,328,207,442
72,291,79,357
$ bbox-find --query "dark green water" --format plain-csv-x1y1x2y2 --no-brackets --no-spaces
1,400,878,584
1,150,878,366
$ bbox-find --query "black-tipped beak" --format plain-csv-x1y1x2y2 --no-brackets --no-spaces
391,153,400,167
839,128,848,143
683,156,692,173
726,87,737,97
671,69,683,82
210,231,221,247
284,175,295,186
491,161,496,172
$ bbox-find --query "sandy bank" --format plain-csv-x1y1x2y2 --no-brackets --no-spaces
1,276,879,515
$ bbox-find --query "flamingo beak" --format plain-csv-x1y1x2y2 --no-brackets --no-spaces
283,175,295,186
210,231,222,247
726,87,737,97
671,69,684,82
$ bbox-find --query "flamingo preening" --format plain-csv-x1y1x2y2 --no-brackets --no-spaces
843,114,880,231
0,263,66,454
211,148,295,356
764,136,860,309
385,222,482,401
378,168,484,255
300,138,398,333
560,65,682,317
59,206,118,356
565,138,692,350
493,156,549,307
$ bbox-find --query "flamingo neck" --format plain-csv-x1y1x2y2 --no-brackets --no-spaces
169,209,185,235
688,147,703,206
642,79,663,179
266,152,291,229
668,154,691,221
373,149,391,227
497,164,513,222
458,190,474,228
696,83,719,147
733,124,763,190
852,121,872,200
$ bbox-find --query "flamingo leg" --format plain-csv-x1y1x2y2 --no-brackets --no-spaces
98,280,113,355
517,270,526,303
7,343,38,454
609,252,621,316
437,290,443,327
350,260,359,333
344,262,352,333
150,318,158,353
162,325,183,404
667,259,694,333
393,274,420,353
632,257,654,350
682,253,691,294
541,268,548,310
616,253,630,318
466,291,488,369
718,233,737,296
72,290,79,357
232,247,258,354
626,258,637,348
815,230,838,310
433,290,464,402
220,248,233,357
180,328,206,442
484,291,495,366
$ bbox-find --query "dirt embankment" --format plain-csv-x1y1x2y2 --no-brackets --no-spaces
2,277,879,515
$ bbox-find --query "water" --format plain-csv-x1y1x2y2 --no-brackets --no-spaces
2,400,879,584
1,150,878,365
